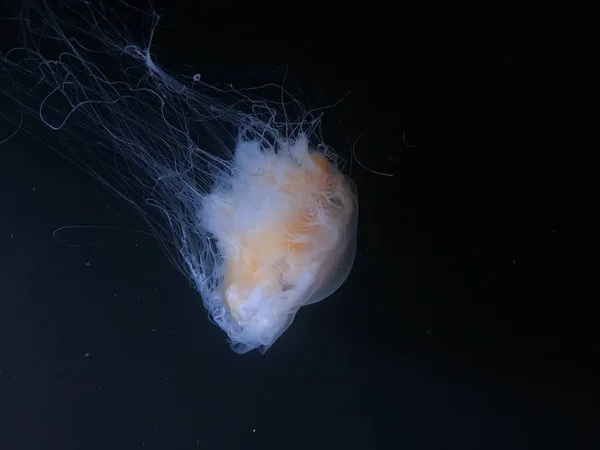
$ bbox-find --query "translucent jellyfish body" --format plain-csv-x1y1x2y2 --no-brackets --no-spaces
0,0,358,354
200,136,358,352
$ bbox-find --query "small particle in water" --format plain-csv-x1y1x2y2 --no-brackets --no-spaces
86,262,90,266
252,429,256,433
10,233,14,239
84,353,90,358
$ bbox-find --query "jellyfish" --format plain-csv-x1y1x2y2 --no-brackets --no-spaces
0,0,358,353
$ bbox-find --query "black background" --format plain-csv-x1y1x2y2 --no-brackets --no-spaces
1,1,598,449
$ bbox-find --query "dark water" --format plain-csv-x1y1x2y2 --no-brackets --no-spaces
0,2,597,449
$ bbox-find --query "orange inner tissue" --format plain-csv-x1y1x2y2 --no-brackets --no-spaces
222,153,331,320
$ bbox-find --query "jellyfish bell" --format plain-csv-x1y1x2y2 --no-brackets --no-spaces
0,0,358,353
200,134,358,352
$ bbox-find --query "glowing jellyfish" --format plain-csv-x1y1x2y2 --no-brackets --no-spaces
0,0,358,353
